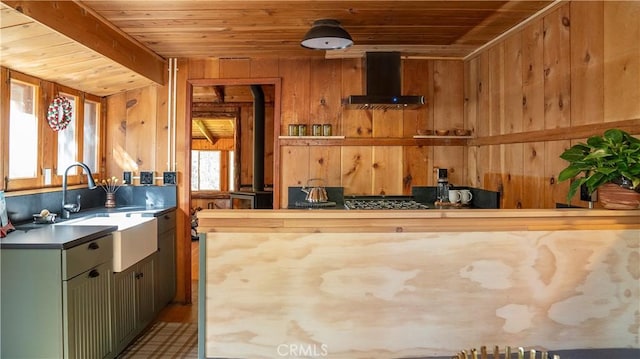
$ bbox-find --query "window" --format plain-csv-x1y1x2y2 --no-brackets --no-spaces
83,100,100,173
57,94,77,175
191,150,234,191
8,79,38,179
2,69,103,191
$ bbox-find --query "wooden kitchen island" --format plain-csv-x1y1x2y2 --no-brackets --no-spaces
197,209,640,359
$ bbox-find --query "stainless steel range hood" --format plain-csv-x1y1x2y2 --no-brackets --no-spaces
344,52,425,110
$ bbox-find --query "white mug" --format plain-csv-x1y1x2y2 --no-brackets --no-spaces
448,189,461,203
459,189,473,204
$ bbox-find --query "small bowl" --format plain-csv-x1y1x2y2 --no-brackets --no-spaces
435,129,449,136
454,129,471,136
417,129,433,136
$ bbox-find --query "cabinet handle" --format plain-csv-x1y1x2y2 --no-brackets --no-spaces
164,215,170,220
88,242,99,250
135,272,145,279
89,269,100,278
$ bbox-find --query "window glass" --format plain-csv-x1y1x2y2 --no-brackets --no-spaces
191,150,221,191
83,100,99,172
57,94,77,175
8,80,38,179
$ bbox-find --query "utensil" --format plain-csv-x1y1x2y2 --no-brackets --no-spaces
300,178,328,203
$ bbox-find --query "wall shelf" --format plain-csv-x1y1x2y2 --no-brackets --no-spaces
278,136,470,146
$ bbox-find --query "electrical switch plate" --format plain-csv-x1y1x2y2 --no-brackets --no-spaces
163,171,177,185
140,171,154,185
123,171,132,185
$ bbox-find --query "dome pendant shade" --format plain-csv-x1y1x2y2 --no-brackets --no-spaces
301,19,353,50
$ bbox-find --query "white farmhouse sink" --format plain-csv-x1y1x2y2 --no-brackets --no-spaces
57,216,157,272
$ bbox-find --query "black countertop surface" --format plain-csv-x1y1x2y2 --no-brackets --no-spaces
1,205,176,250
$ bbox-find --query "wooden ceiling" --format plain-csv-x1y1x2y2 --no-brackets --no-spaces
1,0,556,96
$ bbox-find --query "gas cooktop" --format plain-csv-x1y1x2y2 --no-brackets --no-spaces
343,196,432,210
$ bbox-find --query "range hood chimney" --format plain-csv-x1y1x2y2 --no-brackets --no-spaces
344,52,425,110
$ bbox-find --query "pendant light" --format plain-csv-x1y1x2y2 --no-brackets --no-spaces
301,19,353,50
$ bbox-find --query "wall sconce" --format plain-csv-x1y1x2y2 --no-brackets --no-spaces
301,19,353,50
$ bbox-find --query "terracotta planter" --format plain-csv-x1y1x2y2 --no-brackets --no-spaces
598,183,640,209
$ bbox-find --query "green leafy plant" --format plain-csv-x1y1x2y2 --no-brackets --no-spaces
558,128,640,202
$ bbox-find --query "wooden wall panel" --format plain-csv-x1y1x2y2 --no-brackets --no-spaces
504,33,523,134
521,18,545,132
501,143,523,208
309,59,341,128
250,58,279,78
403,146,432,193
340,58,369,138
280,58,310,127
475,52,490,138
341,147,372,195
280,146,310,206
372,146,403,195
309,146,342,187
402,60,430,136
466,1,638,209
219,58,250,79
155,83,169,173
433,146,465,188
570,1,604,126
542,4,571,130
604,1,640,122
488,44,505,136
433,61,464,132
126,87,157,174
543,140,570,208
372,109,403,137
522,141,546,209
187,58,220,79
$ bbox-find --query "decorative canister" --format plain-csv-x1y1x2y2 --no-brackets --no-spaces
288,124,299,136
298,124,307,136
322,124,332,136
312,124,322,136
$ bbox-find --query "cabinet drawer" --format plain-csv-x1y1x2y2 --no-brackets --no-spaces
63,235,113,280
157,210,176,233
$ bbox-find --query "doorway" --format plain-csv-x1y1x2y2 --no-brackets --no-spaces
183,78,281,299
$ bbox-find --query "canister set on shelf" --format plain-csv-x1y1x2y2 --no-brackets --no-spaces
288,123,332,136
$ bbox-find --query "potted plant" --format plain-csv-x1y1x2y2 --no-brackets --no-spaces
558,128,640,209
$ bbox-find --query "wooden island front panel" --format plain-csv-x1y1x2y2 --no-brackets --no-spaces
198,209,639,358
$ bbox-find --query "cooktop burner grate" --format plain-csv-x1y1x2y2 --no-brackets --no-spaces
344,199,430,210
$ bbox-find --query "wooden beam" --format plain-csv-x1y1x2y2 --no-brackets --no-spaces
2,1,166,85
193,119,217,144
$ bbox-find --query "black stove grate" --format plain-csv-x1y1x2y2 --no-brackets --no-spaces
344,198,430,210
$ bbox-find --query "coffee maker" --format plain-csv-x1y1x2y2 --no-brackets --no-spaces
436,168,449,202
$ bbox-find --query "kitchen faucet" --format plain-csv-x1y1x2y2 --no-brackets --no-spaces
62,162,97,218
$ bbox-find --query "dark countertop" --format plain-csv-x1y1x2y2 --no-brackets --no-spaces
1,205,176,250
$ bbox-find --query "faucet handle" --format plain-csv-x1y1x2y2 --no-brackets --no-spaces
74,194,82,213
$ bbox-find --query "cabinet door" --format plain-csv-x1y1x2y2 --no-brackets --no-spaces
137,255,156,328
113,266,137,353
64,261,113,359
156,227,176,309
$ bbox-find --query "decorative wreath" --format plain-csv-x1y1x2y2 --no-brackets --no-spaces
47,96,73,131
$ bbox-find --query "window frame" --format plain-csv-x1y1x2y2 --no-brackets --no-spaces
0,68,104,192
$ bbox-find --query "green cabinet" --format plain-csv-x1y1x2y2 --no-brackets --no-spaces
1,235,114,359
155,210,176,309
113,254,156,354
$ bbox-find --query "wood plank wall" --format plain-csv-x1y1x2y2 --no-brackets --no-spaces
465,1,640,209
